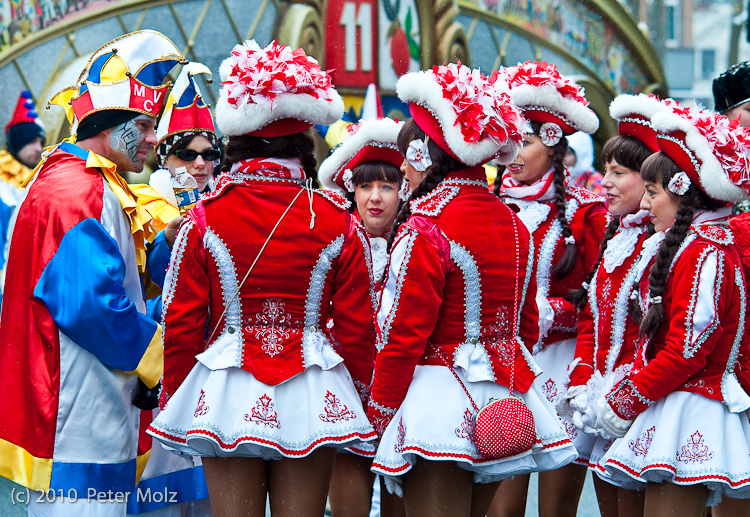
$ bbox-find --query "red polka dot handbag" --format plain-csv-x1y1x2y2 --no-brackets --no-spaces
435,214,536,460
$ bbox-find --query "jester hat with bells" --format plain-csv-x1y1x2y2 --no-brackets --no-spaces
49,30,184,141
155,62,217,166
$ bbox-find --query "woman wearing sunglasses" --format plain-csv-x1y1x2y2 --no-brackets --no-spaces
134,62,220,231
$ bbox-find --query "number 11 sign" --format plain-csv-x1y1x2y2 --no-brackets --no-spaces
326,0,378,87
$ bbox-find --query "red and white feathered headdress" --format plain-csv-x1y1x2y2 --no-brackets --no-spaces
397,63,526,166
609,94,676,153
494,61,599,139
651,105,750,203
216,40,344,137
319,118,404,193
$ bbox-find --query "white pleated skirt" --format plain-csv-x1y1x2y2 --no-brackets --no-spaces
371,365,578,494
148,363,376,460
534,338,595,464
595,390,750,506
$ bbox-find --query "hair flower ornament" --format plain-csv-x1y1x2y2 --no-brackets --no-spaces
668,171,691,196
342,168,355,192
398,179,411,201
539,122,563,146
407,137,432,171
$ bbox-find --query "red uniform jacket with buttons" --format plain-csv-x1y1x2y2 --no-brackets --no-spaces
161,164,376,404
503,187,608,349
367,168,540,432
607,223,750,420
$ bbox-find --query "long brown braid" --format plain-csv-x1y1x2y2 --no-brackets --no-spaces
636,152,719,337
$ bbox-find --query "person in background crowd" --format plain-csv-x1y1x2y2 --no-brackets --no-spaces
490,61,608,517
559,93,673,517
0,30,183,516
134,62,218,232
0,90,45,298
148,40,377,517
595,104,750,516
713,61,750,128
367,62,577,517
320,117,407,517
564,131,605,196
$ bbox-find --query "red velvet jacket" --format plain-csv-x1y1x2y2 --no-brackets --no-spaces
607,223,750,419
570,217,652,386
503,188,608,349
367,168,540,433
161,164,376,404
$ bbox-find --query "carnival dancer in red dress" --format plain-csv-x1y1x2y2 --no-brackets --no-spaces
320,117,407,517
488,61,608,517
558,93,675,517
147,40,377,517
366,63,578,517
595,104,750,515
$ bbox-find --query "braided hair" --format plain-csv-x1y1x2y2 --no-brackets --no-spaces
387,118,463,251
568,135,653,309
220,130,320,187
493,122,574,278
636,152,720,337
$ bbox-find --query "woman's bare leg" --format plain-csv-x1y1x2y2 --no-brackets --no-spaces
618,486,645,517
402,460,474,517
268,446,337,517
644,482,710,517
712,497,750,517
471,481,502,517
593,473,619,517
486,473,530,517
537,464,587,517
328,452,375,517
202,456,268,517
380,476,407,517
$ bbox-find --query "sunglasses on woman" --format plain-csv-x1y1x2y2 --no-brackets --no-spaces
174,148,221,162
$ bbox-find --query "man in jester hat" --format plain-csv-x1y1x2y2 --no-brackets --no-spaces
0,30,183,516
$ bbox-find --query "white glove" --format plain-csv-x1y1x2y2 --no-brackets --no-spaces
596,399,633,439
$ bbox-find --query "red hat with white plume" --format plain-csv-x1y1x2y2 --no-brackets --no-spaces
215,40,345,137
651,105,750,203
396,62,526,166
492,61,598,147
609,93,677,153
320,118,404,193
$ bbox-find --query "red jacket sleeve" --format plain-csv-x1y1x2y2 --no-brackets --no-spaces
330,221,377,401
549,203,607,331
608,246,729,419
161,218,210,402
367,224,447,433
570,302,596,386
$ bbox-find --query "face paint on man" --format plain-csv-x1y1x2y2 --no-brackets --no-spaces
108,115,157,172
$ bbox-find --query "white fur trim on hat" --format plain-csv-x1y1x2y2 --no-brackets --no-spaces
215,40,344,136
510,83,599,134
609,93,673,122
397,65,524,166
319,118,404,192
651,109,750,203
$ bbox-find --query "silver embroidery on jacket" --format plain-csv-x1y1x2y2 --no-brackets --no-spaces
302,234,345,366
204,227,244,363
